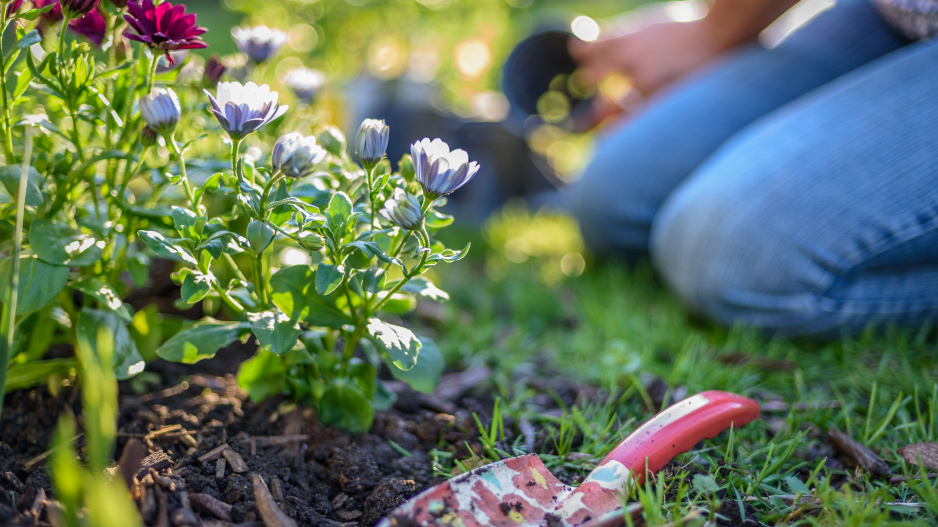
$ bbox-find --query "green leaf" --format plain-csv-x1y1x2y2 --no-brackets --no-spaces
367,318,421,370
349,358,377,398
344,240,403,269
400,277,449,301
315,263,344,295
6,359,76,391
390,337,443,393
19,4,55,21
247,220,275,254
318,378,374,433
247,310,301,356
156,318,252,364
270,265,351,328
785,476,810,495
427,242,471,265
692,474,721,495
138,230,198,266
327,191,353,222
181,272,214,304
171,206,206,240
76,309,146,380
71,276,132,321
14,29,40,51
0,256,68,315
198,230,249,259
237,349,287,402
0,165,44,207
362,267,386,294
374,292,416,314
128,305,162,363
425,209,454,229
194,172,224,204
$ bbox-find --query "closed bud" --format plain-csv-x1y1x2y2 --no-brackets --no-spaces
355,118,389,170
139,87,180,136
297,232,325,251
61,0,98,17
202,55,225,89
380,188,423,231
318,126,346,157
272,132,327,179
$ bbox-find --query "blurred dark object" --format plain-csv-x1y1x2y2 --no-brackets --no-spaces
347,78,561,223
502,28,595,134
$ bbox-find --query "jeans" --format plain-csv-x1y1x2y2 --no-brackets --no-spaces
570,0,938,336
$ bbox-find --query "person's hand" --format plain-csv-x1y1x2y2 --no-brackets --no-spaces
570,19,725,101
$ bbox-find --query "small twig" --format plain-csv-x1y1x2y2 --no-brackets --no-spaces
198,444,230,464
252,473,297,527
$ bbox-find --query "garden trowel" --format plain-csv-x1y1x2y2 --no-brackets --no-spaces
377,390,760,527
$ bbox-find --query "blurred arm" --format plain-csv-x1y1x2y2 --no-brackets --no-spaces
704,0,802,52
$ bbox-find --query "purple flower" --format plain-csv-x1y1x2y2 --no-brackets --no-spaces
61,0,98,17
69,8,106,46
139,87,180,135
204,81,288,141
381,188,423,231
124,0,207,64
5,0,25,17
355,119,389,170
202,55,225,89
284,68,325,104
231,25,286,64
411,138,481,199
272,132,327,179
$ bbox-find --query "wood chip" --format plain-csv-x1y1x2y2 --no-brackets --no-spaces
270,478,284,501
331,492,348,509
154,486,169,527
136,451,173,479
199,444,231,464
3,471,25,493
222,449,248,473
252,473,297,527
216,457,227,479
336,510,362,521
170,507,200,527
190,492,233,522
29,487,45,517
117,439,148,488
827,427,891,477
898,442,938,471
250,436,310,448
146,424,183,439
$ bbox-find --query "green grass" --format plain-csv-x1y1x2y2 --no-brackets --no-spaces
426,205,938,526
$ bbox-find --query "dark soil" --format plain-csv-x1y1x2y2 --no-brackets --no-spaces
0,346,765,527
0,339,500,527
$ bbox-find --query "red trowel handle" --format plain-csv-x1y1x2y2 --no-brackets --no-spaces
596,390,760,486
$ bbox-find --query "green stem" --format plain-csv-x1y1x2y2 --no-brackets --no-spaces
117,142,147,199
367,166,376,231
145,52,158,94
342,321,366,362
253,255,266,307
223,252,250,284
0,128,33,419
212,281,244,312
259,171,284,217
0,11,16,163
58,14,72,57
371,227,430,314
167,134,196,209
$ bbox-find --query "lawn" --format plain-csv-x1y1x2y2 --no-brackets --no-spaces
424,205,938,525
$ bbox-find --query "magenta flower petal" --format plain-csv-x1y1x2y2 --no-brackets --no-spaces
124,0,206,60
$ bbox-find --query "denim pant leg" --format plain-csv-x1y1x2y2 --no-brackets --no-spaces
570,0,906,259
650,35,938,337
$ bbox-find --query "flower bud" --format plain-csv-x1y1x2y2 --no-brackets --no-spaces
139,87,180,136
231,25,287,64
355,119,389,170
202,55,225,89
318,126,346,157
140,125,159,147
380,188,423,231
297,232,324,251
272,132,327,179
61,0,99,17
284,68,325,104
411,138,481,200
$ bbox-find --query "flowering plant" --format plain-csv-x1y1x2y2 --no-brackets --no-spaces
0,0,478,432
